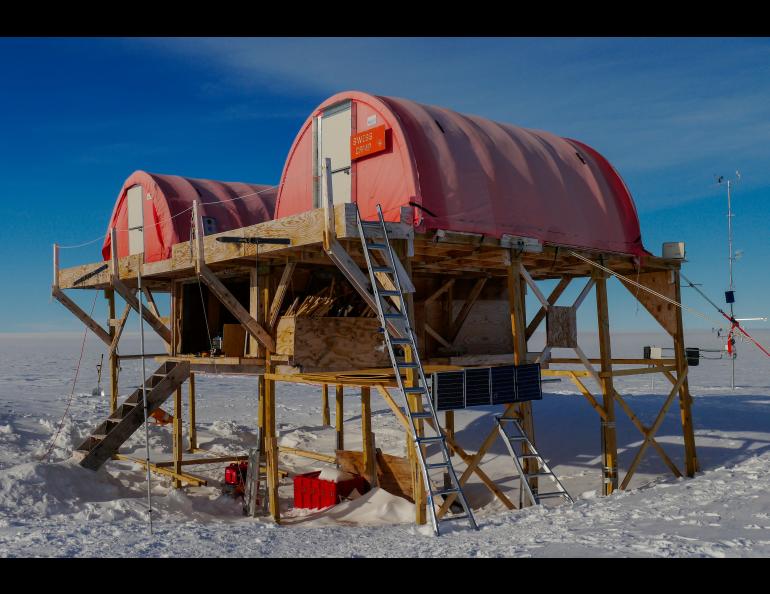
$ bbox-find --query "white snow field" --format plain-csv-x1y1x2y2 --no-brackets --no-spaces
2,329,770,557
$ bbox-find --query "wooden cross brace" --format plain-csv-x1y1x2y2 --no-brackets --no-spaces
374,385,517,512
564,366,686,487
191,201,276,353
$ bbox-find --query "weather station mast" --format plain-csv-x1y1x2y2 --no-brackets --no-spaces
717,172,766,389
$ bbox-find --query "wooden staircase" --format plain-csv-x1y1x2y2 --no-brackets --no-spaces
73,360,191,471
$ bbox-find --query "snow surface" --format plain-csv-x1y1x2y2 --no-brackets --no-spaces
2,330,770,557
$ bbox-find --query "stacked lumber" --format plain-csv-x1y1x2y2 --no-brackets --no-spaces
281,292,377,319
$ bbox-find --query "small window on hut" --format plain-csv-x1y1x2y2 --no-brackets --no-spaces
203,217,218,235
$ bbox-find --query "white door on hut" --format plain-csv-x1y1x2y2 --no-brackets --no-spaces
126,185,144,256
316,100,351,207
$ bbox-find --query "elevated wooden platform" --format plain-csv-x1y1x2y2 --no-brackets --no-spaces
57,203,681,292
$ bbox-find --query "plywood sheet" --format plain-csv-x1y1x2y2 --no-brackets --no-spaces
275,316,391,372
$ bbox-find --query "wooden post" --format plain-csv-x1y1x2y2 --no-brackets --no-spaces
265,353,279,522
508,258,538,500
399,239,426,525
335,384,344,451
105,288,118,414
249,267,260,357
260,272,280,523
187,373,197,452
321,384,330,427
595,270,619,494
445,411,455,457
172,386,183,488
52,243,59,289
360,386,377,486
672,270,699,476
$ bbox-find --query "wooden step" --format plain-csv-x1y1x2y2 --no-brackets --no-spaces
75,361,190,471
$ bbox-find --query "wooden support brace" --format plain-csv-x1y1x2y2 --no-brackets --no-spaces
51,287,112,346
424,323,453,350
335,384,344,452
519,263,549,309
321,384,330,426
109,228,172,345
373,385,514,511
568,372,608,421
449,276,487,343
360,386,378,486
141,286,161,318
620,368,688,489
108,300,133,358
424,278,455,305
197,266,276,352
611,388,682,479
526,276,571,340
190,201,275,352
268,262,296,330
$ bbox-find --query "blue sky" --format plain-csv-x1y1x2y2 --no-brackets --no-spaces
1,37,768,336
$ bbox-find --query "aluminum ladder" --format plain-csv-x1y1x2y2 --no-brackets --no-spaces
356,204,477,536
495,415,574,508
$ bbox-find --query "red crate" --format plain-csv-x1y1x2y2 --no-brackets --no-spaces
293,471,368,509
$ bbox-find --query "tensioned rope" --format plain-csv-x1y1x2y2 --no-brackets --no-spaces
568,251,723,326
680,272,770,359
57,184,280,250
39,290,100,461
569,250,770,358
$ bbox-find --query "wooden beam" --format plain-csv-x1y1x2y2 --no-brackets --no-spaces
519,263,549,309
526,276,571,340
114,454,207,486
198,266,276,352
172,386,183,488
424,323,452,350
279,446,336,464
108,301,132,359
187,373,197,452
619,270,678,336
268,262,297,330
567,372,608,421
373,385,514,511
601,365,678,378
51,287,112,346
335,384,344,451
361,386,378,486
53,243,60,288
595,271,619,495
672,270,698,476
448,277,487,343
142,286,161,318
611,388,682,479
106,289,119,414
110,228,172,345
620,368,688,489
265,353,280,523
321,384,330,426
424,278,455,305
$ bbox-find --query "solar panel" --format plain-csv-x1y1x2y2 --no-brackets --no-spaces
490,365,516,405
514,364,542,401
465,368,492,407
433,371,464,411
432,364,542,410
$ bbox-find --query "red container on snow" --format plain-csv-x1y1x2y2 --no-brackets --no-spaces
293,471,368,509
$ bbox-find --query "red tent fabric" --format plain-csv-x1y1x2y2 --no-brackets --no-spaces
101,171,277,263
275,91,644,256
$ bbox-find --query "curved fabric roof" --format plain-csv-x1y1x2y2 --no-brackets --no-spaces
275,91,644,256
102,171,277,263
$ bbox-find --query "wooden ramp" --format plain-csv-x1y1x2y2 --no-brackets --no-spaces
73,360,191,471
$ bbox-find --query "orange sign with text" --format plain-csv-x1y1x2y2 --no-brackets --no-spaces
350,125,386,160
